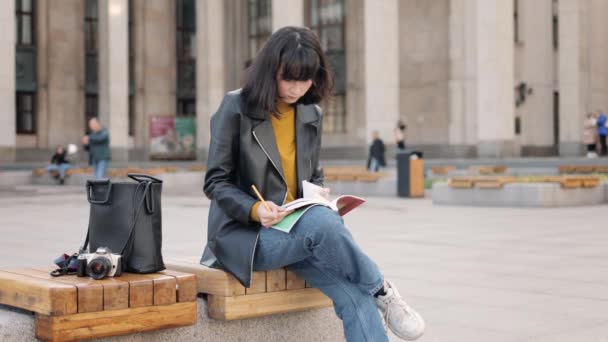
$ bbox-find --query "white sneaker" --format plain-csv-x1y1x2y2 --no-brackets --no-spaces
375,280,425,341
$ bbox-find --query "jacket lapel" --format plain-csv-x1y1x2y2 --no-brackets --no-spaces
295,104,320,197
252,118,285,181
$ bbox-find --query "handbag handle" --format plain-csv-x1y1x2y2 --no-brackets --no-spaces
86,179,112,204
128,174,162,184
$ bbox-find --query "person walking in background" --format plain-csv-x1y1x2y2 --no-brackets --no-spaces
583,112,598,158
596,111,608,156
395,119,407,151
46,145,72,185
81,117,110,179
367,131,387,172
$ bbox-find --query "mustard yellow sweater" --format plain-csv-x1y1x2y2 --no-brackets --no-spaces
250,101,297,222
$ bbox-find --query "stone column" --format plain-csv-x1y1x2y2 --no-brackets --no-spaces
449,0,478,157
558,0,587,156
0,1,16,161
272,0,304,30
99,0,129,161
197,0,226,160
517,0,555,156
133,0,176,158
475,0,516,157
363,0,399,143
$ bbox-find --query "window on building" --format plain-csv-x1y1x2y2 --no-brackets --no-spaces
306,0,346,133
16,92,36,134
176,0,196,117
85,0,99,129
247,0,272,60
16,0,37,134
128,0,135,136
16,0,35,46
552,0,559,50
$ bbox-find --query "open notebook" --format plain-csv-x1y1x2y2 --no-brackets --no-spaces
271,181,365,233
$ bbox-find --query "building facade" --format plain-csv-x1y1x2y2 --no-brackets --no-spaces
0,0,603,162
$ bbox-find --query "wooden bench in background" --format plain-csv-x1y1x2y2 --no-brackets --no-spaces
559,165,608,174
324,166,387,182
448,175,601,189
0,268,197,342
165,256,333,321
430,166,456,175
468,165,508,175
448,176,516,189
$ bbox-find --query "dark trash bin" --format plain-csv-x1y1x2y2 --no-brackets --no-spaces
396,150,424,198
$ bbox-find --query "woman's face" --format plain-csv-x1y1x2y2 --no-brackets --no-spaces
276,71,313,104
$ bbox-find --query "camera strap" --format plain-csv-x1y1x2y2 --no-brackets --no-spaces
50,253,80,277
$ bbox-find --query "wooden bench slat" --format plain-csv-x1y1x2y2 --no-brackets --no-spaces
266,269,286,292
18,268,105,313
0,270,77,316
164,260,246,296
35,302,197,342
286,270,305,290
110,272,154,308
245,271,267,294
117,272,178,306
158,270,198,302
207,288,332,320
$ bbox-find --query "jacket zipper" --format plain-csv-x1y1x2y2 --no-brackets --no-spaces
250,130,289,284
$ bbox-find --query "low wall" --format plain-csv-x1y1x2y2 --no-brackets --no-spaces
325,176,396,197
432,182,605,207
0,298,343,342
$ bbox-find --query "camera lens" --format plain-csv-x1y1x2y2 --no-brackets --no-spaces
87,257,112,280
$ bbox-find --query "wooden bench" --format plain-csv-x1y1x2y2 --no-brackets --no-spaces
0,268,197,342
541,175,601,188
559,165,608,174
468,165,507,175
449,175,602,189
324,166,388,183
430,166,456,175
449,176,515,189
165,256,333,321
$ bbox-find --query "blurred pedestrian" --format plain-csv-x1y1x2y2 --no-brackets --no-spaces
81,118,110,179
46,145,72,185
583,112,598,158
596,111,608,156
394,119,407,151
367,130,386,172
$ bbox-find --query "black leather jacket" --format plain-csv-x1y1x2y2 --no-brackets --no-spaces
201,90,324,287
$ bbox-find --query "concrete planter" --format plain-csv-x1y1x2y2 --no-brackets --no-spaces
0,299,342,342
325,176,397,197
432,182,605,207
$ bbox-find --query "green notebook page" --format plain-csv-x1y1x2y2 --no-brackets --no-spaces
271,204,322,233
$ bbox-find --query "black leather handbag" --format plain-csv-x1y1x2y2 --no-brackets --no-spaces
83,174,165,273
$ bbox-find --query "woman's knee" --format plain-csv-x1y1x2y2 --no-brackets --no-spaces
297,208,350,243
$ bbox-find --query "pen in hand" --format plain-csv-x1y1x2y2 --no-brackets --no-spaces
251,184,272,212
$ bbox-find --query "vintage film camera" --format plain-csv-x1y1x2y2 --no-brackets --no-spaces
76,247,123,280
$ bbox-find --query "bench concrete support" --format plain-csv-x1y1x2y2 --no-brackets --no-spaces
0,298,344,342
433,182,605,207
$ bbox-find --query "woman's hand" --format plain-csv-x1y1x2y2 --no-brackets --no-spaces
257,201,293,228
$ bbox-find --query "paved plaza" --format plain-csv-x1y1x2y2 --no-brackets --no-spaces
0,186,607,341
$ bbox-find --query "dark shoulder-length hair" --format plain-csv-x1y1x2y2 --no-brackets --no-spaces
241,26,333,116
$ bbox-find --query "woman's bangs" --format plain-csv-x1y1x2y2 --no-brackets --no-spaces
281,47,320,81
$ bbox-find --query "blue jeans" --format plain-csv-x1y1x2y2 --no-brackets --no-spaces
46,163,71,179
253,206,388,342
92,159,108,180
